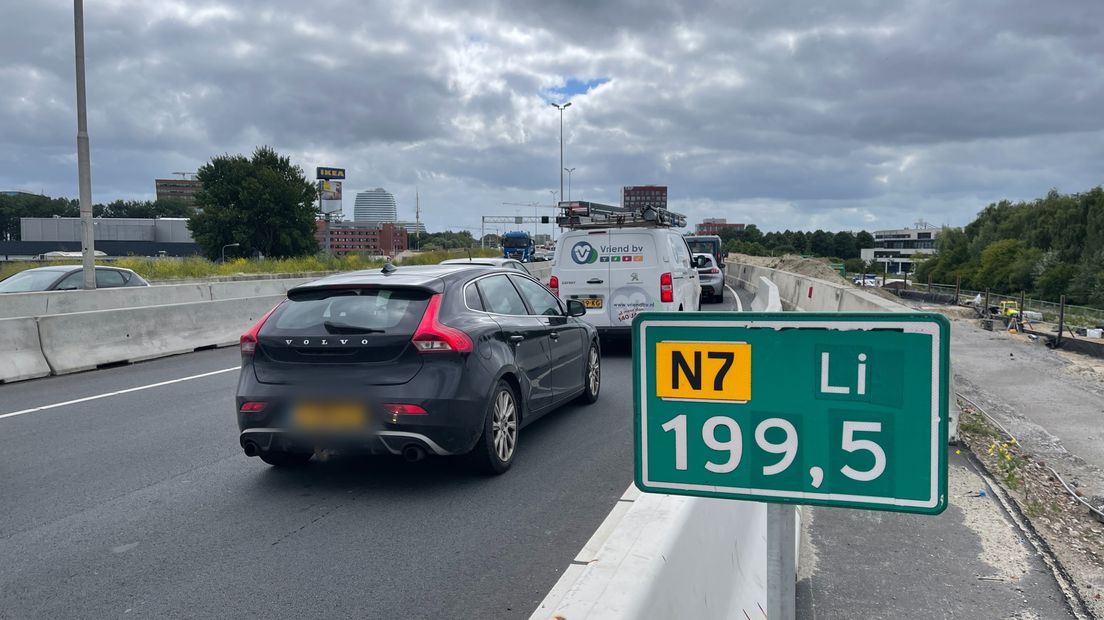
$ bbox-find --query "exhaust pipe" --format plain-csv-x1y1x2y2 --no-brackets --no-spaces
242,440,260,457
402,444,427,463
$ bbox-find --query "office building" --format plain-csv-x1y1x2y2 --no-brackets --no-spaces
154,178,203,205
316,220,408,257
860,225,941,274
354,188,398,224
396,220,427,236
695,218,746,235
622,185,667,210
2,217,200,258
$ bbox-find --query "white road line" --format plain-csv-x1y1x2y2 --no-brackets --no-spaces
727,286,743,312
0,366,240,421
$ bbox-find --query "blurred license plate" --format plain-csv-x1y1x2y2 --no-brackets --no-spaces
294,402,368,430
582,298,603,309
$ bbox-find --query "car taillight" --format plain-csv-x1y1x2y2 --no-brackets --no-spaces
412,294,473,353
710,267,720,274
240,401,267,412
549,275,559,297
383,404,427,415
660,272,673,303
240,302,283,355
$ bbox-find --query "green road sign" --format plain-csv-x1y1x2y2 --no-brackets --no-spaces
633,312,950,514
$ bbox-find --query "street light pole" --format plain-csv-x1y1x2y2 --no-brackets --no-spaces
221,242,240,263
564,167,575,202
550,101,571,206
549,189,558,244
73,0,96,289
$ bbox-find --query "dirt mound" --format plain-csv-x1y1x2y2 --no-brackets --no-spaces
729,253,850,285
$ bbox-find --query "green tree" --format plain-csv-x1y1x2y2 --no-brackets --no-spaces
831,231,858,259
188,146,318,259
855,230,874,250
807,230,834,256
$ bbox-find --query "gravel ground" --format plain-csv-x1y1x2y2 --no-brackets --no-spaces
910,304,1104,617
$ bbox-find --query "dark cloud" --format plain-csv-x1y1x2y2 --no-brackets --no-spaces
1,0,1102,233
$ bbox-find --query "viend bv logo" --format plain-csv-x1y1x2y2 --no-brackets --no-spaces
571,241,599,264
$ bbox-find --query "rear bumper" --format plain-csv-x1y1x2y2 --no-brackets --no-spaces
239,427,453,456
235,360,490,456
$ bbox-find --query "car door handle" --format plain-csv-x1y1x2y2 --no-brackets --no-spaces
509,335,525,343
586,278,604,284
550,332,559,340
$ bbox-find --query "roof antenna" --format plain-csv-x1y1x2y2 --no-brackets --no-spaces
381,260,397,275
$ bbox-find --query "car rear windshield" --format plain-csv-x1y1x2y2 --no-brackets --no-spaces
262,288,431,336
686,240,719,255
0,270,66,293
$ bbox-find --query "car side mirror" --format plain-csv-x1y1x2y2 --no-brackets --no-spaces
566,299,587,317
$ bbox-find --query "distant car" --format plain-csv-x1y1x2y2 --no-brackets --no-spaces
530,250,553,262
853,277,879,287
693,253,725,303
440,257,530,274
0,265,150,293
235,264,601,473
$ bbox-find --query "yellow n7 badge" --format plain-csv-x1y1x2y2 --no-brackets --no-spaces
654,341,751,403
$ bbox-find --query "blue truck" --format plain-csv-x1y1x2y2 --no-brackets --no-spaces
502,231,535,262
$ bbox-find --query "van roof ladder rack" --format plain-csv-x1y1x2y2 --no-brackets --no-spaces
556,201,687,229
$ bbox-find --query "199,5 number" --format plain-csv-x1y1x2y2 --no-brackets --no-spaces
660,415,886,482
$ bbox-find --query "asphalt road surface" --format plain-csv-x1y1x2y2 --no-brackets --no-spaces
0,290,747,619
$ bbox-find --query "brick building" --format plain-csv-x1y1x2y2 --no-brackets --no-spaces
695,218,746,235
315,221,408,257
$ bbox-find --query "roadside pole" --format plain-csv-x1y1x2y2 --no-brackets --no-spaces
73,0,96,289
767,504,796,620
1057,295,1066,347
320,180,331,257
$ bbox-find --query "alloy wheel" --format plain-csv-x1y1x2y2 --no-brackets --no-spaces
587,347,601,395
492,389,518,463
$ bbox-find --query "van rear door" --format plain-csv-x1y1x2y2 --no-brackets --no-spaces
553,231,613,328
605,230,661,328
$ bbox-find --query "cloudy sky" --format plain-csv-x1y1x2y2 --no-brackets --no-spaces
2,0,1102,234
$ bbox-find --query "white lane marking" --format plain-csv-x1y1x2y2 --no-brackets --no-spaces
0,366,240,421
727,286,743,312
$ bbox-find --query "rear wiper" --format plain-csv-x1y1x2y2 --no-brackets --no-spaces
323,321,385,334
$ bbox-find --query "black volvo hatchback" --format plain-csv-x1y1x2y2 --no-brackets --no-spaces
236,264,601,474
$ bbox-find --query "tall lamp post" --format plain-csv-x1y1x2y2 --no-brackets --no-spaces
550,101,571,205
73,0,96,289
564,167,575,201
549,189,559,244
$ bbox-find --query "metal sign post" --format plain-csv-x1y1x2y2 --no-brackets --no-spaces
767,503,796,620
316,168,344,257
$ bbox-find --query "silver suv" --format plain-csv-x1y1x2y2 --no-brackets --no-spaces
693,253,725,303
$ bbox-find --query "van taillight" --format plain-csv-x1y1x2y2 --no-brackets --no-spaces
549,275,559,297
412,294,474,353
240,302,283,355
660,272,673,303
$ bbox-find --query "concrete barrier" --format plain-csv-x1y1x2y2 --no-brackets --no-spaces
535,491,798,619
0,278,314,319
528,263,553,283
0,317,51,383
36,296,283,374
750,276,782,312
207,278,312,301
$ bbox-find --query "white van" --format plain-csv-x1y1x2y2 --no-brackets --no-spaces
550,227,702,335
